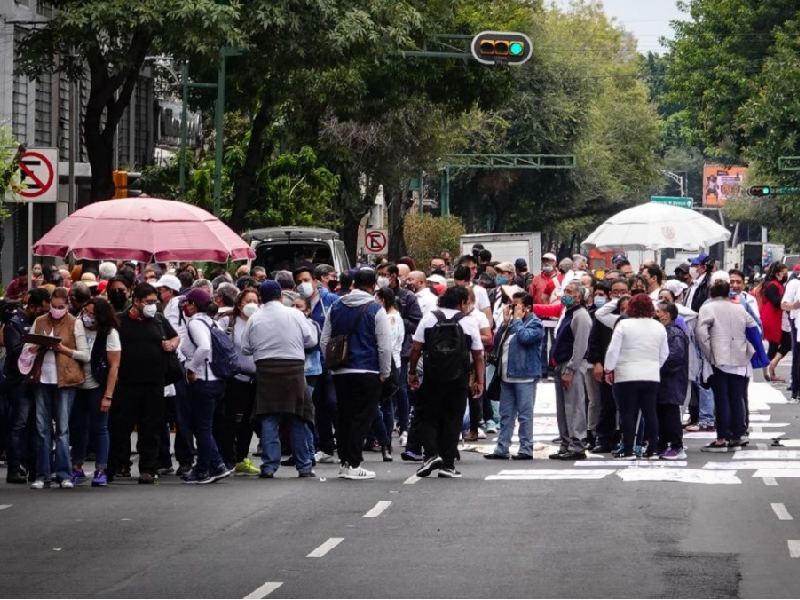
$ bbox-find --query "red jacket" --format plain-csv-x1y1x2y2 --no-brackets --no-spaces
529,272,556,304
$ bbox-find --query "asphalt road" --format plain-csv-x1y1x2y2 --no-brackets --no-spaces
2,365,800,599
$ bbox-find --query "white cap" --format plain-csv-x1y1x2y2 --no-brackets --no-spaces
154,274,181,292
542,253,557,262
427,274,447,286
709,271,730,285
663,279,687,298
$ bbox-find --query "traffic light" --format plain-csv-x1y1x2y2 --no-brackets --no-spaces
113,170,128,198
748,185,771,197
471,31,533,66
112,170,143,198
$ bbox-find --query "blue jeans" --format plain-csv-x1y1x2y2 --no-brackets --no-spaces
8,382,34,473
188,379,226,475
494,381,537,456
71,387,109,470
699,384,715,426
260,413,312,475
396,357,410,432
35,385,75,482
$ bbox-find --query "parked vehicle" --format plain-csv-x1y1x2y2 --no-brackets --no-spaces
242,227,351,275
460,232,542,271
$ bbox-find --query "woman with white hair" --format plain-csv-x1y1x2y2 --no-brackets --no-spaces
98,262,117,281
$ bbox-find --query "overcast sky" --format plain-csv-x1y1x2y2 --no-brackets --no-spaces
550,0,687,53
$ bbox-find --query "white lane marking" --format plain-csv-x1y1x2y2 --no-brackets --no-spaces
0,505,12,510
748,414,772,422
574,461,688,467
750,422,789,428
486,469,615,480
789,540,800,558
307,537,344,558
705,461,800,470
771,503,793,521
363,501,391,518
769,440,800,447
403,475,420,485
734,450,800,460
684,432,784,440
243,582,284,599
754,469,800,478
764,477,779,486
616,469,741,484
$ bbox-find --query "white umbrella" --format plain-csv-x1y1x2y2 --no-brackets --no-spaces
581,202,731,251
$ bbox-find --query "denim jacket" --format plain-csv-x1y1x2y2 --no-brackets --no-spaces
494,313,544,379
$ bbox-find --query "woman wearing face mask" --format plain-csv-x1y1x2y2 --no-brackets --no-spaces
759,262,790,382
628,275,648,296
217,290,261,476
28,287,87,488
69,298,121,487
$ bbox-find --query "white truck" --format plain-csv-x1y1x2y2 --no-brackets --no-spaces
460,232,542,271
724,242,785,275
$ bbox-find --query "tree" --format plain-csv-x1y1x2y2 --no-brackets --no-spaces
0,126,27,284
15,0,242,202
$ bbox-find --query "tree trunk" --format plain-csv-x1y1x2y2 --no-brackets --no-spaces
388,186,405,262
230,102,272,233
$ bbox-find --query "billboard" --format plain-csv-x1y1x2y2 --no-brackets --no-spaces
703,165,747,207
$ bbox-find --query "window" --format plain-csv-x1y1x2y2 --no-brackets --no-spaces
35,72,53,146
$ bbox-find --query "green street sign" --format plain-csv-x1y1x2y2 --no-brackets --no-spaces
650,196,693,209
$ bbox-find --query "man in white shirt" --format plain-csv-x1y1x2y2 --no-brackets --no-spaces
408,286,485,478
453,263,492,329
155,274,194,477
781,266,800,400
407,270,438,315
244,280,318,478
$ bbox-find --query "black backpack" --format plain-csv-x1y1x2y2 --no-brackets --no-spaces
423,310,471,383
90,330,109,386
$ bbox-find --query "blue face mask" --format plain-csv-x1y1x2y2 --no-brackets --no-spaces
594,297,606,308
561,295,575,308
496,275,509,285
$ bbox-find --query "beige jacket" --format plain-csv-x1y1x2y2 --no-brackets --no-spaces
696,297,756,368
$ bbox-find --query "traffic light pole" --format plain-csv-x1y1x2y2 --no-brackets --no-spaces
213,54,226,217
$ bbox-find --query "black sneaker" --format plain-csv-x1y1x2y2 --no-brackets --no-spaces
298,471,316,478
484,453,510,460
612,450,636,460
400,450,423,462
280,456,296,467
415,455,444,478
511,454,533,461
157,466,175,476
6,469,28,484
176,464,193,477
138,473,157,484
437,467,462,478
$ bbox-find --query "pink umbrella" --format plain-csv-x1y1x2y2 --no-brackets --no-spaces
33,198,255,263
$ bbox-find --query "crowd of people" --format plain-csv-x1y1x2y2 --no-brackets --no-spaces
0,245,784,486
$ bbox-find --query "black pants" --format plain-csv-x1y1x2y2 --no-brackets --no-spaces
416,378,468,469
656,403,683,451
614,381,659,454
594,379,618,445
334,373,382,468
213,377,256,465
108,383,165,476
688,382,699,424
768,331,792,359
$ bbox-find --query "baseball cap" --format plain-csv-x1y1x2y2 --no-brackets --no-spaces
154,274,181,292
514,258,527,269
689,252,710,266
427,274,447,286
674,263,691,274
663,279,687,298
495,262,515,274
611,253,627,265
542,253,557,262
184,287,212,309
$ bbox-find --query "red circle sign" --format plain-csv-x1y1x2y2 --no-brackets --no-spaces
366,231,387,252
19,151,55,198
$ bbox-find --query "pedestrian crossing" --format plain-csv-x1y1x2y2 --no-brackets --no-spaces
478,380,799,485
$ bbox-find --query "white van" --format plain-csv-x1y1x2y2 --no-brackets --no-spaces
242,227,351,276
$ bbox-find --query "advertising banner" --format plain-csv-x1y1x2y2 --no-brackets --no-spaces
703,165,747,207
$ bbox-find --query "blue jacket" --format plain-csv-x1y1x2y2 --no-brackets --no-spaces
310,291,338,330
494,314,544,379
326,295,383,372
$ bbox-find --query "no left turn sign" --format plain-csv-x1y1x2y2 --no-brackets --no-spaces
17,148,58,203
364,229,388,255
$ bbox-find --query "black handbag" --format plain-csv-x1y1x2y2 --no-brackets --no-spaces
381,357,400,399
157,316,185,385
485,371,502,401
326,303,372,369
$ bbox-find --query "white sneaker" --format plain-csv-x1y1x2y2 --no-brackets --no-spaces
59,480,74,489
477,428,487,440
315,451,335,464
399,432,408,447
30,480,48,489
343,465,376,480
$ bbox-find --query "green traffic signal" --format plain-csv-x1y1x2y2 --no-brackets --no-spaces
471,31,533,66
749,185,771,197
509,42,524,56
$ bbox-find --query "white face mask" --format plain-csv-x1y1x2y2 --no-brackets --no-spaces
690,267,699,280
377,276,390,289
242,303,258,318
297,282,314,299
142,304,158,319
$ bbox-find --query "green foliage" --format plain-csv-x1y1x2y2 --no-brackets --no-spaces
403,214,465,267
0,126,26,219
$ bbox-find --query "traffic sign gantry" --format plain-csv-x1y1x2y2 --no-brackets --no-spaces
364,230,388,255
471,31,533,66
18,148,58,203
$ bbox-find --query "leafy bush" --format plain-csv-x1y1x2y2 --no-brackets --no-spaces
403,214,464,267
